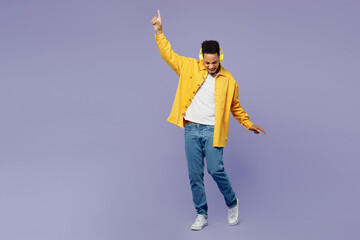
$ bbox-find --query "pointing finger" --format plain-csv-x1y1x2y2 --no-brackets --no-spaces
158,9,161,20
259,127,267,134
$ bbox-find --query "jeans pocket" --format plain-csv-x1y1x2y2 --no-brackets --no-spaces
206,125,214,132
185,125,194,135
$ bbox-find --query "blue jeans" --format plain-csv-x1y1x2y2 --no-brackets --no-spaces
184,123,237,217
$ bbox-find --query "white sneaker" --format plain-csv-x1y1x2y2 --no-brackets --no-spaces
228,198,239,225
190,214,208,231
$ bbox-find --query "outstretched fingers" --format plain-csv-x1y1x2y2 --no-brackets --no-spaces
151,10,161,26
258,126,267,134
250,125,267,134
158,9,161,21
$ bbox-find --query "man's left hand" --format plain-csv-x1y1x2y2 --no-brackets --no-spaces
249,125,267,135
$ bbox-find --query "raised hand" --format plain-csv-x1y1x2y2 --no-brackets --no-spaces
151,9,163,35
249,124,267,134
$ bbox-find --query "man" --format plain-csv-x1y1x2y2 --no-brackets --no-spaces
151,10,266,231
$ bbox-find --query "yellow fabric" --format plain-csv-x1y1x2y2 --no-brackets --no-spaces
155,33,253,147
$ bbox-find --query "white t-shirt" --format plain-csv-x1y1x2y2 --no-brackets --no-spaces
184,73,218,125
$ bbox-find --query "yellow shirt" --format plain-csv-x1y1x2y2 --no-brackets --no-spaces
155,33,253,147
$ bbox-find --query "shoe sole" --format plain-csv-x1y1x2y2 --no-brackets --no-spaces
191,222,208,231
228,217,240,226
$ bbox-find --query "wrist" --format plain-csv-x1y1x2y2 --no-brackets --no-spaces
156,30,163,35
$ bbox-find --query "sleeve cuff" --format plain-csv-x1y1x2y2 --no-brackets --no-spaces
154,32,165,40
245,121,254,130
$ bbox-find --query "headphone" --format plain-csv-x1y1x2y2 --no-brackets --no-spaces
199,47,224,62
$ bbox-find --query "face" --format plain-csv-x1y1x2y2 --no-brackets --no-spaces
203,53,220,76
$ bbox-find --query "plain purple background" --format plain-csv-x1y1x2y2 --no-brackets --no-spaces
1,0,359,239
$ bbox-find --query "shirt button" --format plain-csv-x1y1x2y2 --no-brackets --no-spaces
193,92,195,94
189,99,191,101
185,106,188,108
190,76,192,79
197,84,200,86
203,77,205,79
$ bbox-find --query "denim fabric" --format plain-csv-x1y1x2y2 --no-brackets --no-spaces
184,123,237,216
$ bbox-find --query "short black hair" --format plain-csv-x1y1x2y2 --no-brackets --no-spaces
201,40,220,56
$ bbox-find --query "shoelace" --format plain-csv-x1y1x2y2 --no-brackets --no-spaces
228,207,236,219
194,215,205,224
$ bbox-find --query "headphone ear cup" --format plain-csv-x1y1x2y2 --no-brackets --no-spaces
199,48,203,61
219,47,224,61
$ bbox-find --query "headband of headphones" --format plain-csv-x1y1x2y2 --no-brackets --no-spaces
199,47,224,62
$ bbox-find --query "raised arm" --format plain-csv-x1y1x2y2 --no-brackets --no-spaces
151,10,188,76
